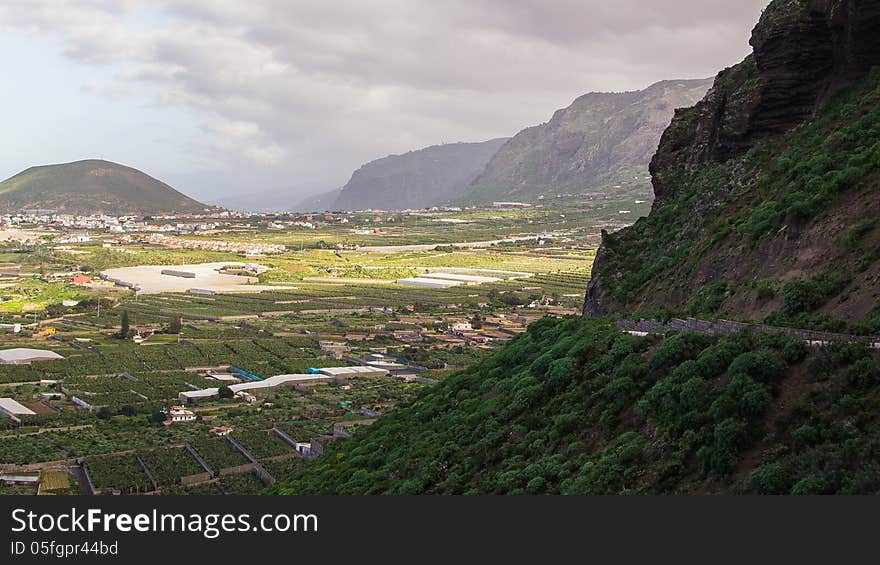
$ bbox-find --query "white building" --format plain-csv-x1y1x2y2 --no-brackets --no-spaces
166,405,196,423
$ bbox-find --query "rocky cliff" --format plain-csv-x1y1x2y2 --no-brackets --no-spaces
330,139,509,211
585,0,880,333
464,79,712,203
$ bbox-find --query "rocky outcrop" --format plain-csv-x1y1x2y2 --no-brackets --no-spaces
652,0,880,207
466,79,712,203
582,230,609,317
584,0,880,319
331,139,509,211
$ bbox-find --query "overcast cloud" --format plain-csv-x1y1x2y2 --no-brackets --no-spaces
0,0,768,207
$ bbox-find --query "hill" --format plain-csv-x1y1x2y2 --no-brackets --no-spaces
584,0,880,335
330,139,509,211
276,0,880,495
278,316,880,494
462,78,712,203
0,159,210,215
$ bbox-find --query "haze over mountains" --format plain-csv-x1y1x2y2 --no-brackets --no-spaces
306,138,509,211
295,78,711,211
0,160,210,216
466,78,712,203
2,81,713,215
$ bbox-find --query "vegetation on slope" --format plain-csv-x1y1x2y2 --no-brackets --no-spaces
593,69,880,331
0,159,209,215
279,317,880,494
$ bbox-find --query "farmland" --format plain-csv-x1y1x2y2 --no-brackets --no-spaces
0,201,643,494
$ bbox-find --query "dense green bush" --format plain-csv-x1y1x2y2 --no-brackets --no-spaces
276,317,880,494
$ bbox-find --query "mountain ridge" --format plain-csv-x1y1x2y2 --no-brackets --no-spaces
463,78,713,203
327,139,509,211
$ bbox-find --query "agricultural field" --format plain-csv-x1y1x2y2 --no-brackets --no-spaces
0,203,636,494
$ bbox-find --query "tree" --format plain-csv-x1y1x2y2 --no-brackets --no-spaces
470,314,483,330
118,310,130,339
168,316,182,334
219,386,234,399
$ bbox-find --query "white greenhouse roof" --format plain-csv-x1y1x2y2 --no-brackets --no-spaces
229,374,332,393
0,348,64,364
0,398,36,415
318,366,389,377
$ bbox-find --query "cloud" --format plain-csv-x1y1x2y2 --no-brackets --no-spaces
0,0,769,201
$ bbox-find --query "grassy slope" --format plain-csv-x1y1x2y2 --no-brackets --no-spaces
596,70,880,331
0,159,208,214
279,316,880,494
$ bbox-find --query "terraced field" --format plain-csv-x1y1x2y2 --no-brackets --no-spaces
0,203,620,494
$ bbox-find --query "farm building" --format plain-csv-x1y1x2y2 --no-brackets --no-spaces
316,366,389,378
229,373,337,394
0,348,65,364
420,272,501,285
396,277,463,289
209,426,233,436
161,269,196,278
0,473,39,486
178,373,340,402
188,288,216,296
178,388,220,403
319,340,350,358
365,360,408,370
205,374,241,382
0,398,36,418
166,405,197,423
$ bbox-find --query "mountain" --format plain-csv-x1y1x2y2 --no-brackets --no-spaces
330,139,509,211
462,78,712,203
276,0,880,495
584,0,880,334
292,189,343,213
0,159,210,215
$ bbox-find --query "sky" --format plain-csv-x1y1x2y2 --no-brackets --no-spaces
0,0,769,208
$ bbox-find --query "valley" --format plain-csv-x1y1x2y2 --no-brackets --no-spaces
0,197,641,494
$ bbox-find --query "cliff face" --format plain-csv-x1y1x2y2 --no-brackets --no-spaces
585,0,880,329
464,79,712,203
331,139,509,211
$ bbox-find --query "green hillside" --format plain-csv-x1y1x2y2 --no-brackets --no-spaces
276,0,880,495
0,159,210,215
587,71,880,332
278,316,880,494
584,0,880,329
